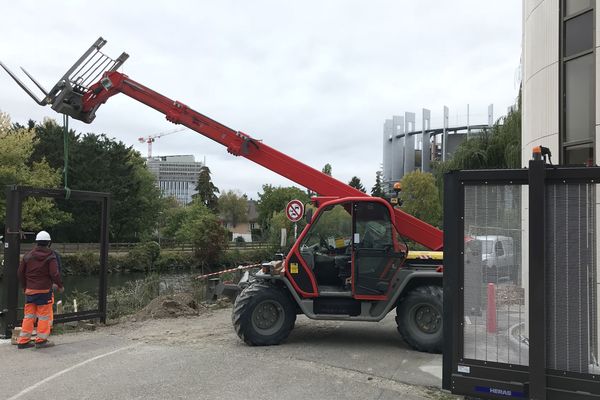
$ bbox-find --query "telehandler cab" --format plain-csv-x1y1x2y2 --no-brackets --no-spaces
1,37,445,353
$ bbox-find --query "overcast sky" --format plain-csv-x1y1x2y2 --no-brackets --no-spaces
1,1,522,198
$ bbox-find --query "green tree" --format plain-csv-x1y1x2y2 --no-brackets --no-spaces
400,171,442,228
175,199,228,269
218,190,248,228
322,163,332,176
30,119,162,242
161,201,187,244
257,185,310,231
432,100,521,202
267,207,313,249
348,176,366,193
0,112,71,232
371,170,385,197
193,166,219,211
156,196,179,244
29,118,77,172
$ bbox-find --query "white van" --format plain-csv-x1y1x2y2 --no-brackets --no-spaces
475,235,517,284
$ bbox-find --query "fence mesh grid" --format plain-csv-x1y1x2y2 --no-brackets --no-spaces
463,184,528,365
546,183,599,374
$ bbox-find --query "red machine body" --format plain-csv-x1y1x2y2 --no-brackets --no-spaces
82,71,443,250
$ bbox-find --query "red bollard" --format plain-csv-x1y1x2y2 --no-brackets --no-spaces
487,283,497,333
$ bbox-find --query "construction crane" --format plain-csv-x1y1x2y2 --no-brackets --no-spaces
138,127,186,158
1,37,445,353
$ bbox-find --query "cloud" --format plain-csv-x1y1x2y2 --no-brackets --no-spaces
0,0,521,196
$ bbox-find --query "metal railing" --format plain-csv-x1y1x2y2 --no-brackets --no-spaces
14,241,271,255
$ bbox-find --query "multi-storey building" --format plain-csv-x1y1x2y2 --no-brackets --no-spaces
522,0,598,375
146,155,203,205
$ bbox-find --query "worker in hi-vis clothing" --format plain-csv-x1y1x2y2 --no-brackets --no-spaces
16,230,64,349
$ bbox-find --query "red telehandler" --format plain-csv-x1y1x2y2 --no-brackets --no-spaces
1,38,445,352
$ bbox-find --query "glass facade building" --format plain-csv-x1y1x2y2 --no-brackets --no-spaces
146,155,204,205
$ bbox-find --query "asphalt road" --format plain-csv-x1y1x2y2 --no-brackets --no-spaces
0,307,459,400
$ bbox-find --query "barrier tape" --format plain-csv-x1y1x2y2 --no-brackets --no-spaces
196,263,262,280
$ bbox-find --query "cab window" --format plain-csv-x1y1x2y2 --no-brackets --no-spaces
300,203,352,262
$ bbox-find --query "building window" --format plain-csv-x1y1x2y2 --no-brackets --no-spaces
561,0,595,165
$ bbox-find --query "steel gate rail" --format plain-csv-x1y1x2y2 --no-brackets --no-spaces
0,185,110,338
443,160,600,399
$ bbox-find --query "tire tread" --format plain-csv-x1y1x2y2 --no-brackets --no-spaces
395,284,443,353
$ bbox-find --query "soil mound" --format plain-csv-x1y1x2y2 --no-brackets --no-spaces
134,293,206,321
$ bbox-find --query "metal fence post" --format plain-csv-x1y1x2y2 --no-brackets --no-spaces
442,171,462,391
98,195,110,324
1,186,22,338
528,159,547,400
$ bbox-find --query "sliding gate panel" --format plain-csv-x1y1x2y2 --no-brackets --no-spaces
463,184,528,367
444,166,600,399
546,182,599,376
443,169,530,400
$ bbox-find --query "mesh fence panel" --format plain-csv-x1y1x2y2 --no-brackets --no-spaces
546,183,599,374
463,184,528,365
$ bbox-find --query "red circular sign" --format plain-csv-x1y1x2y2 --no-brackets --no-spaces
286,200,304,222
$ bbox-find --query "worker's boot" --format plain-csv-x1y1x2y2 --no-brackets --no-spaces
35,340,55,349
17,341,35,349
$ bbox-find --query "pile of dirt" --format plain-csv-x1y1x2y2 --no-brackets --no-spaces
133,293,207,321
496,285,525,307
208,297,233,309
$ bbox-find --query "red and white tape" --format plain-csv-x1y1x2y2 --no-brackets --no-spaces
196,263,262,280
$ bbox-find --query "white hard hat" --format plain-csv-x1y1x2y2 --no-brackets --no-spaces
35,231,51,241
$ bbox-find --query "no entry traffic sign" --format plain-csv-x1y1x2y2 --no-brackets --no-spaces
286,199,304,222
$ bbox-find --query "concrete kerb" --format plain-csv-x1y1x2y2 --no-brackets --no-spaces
508,321,527,349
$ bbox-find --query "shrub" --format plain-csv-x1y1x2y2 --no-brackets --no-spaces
154,252,195,272
61,252,100,275
62,289,97,313
106,274,160,319
218,249,242,268
123,241,161,273
217,246,276,268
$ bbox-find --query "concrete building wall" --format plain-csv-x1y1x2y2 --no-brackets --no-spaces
522,0,560,163
522,0,600,360
404,113,416,174
391,115,405,182
422,109,431,172
383,119,393,188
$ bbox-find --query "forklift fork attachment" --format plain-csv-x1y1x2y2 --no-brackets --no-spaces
0,37,128,122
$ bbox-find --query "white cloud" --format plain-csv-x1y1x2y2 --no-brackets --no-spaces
0,0,521,196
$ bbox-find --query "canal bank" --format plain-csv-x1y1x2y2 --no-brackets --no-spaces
0,271,205,322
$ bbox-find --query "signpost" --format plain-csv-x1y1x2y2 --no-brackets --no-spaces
286,199,304,240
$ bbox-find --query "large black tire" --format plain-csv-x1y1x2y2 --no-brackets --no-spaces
395,285,443,353
232,282,296,346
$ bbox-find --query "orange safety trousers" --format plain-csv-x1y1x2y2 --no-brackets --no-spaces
18,294,54,344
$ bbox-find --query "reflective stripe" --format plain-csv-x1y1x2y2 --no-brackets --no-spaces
19,332,32,337
37,333,49,339
24,314,36,319
37,315,51,321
